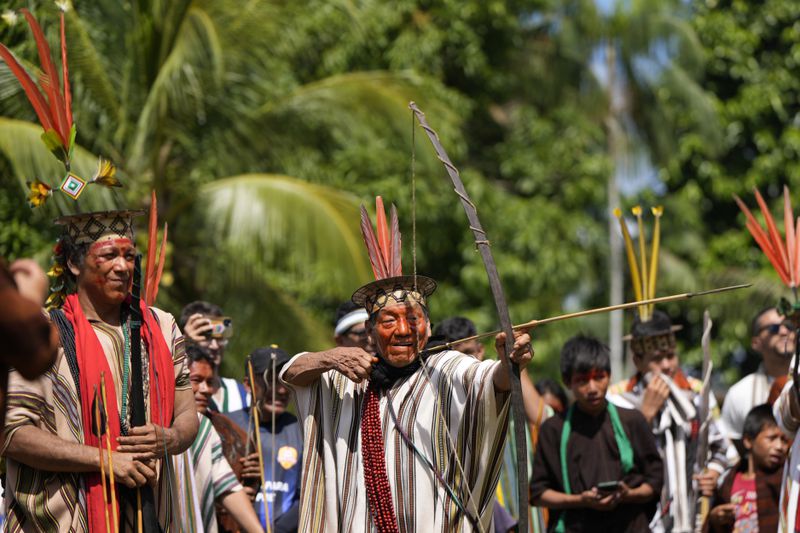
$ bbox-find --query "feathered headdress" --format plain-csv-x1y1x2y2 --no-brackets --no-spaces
615,206,680,356
735,187,799,290
352,197,436,315
0,9,121,208
614,206,664,321
735,186,800,315
1,11,168,309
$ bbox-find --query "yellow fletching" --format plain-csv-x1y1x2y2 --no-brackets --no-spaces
616,211,643,303
616,206,663,321
634,207,649,319
648,207,663,317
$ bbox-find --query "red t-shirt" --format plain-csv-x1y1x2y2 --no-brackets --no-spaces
730,472,759,533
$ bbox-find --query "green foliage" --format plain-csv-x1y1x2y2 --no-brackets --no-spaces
1,0,796,389
663,0,800,381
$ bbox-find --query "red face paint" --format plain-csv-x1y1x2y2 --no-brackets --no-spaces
79,237,136,305
569,368,610,415
570,369,609,386
373,302,429,368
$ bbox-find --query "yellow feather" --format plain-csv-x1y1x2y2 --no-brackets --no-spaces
648,207,663,317
614,208,643,305
633,206,650,320
91,157,122,187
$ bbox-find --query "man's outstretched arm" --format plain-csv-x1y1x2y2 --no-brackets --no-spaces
281,347,376,387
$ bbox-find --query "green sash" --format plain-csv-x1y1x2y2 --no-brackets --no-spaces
554,402,633,533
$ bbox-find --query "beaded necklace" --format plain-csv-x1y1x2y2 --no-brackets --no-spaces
119,317,131,434
361,382,400,533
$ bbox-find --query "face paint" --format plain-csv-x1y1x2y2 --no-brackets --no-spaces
78,237,136,305
568,367,610,415
372,302,430,368
570,369,609,386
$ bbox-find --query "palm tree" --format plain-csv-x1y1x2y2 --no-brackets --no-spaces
519,0,721,376
0,0,460,371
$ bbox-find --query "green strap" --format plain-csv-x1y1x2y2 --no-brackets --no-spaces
554,402,633,533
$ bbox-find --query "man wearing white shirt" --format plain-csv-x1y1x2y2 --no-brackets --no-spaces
721,307,794,452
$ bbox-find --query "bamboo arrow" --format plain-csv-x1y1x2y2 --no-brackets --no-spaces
423,284,750,353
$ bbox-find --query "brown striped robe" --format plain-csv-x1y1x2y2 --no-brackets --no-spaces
281,350,510,532
1,307,191,532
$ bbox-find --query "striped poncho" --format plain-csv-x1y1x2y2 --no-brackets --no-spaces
1,307,190,532
281,349,510,532
172,413,243,533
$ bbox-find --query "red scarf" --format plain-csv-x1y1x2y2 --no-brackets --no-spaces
62,294,175,533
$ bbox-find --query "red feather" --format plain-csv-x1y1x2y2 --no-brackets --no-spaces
0,45,54,131
795,216,800,284
147,223,168,306
736,194,790,285
144,190,159,303
389,204,402,277
21,9,68,146
60,13,72,135
360,205,387,279
754,188,790,276
375,197,391,272
733,195,789,285
747,219,790,285
784,186,796,286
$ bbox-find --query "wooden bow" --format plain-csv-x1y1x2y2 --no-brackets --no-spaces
409,101,530,532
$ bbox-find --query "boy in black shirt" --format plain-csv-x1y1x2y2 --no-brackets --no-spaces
530,335,663,532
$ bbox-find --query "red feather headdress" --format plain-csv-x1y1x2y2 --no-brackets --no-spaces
0,9,122,208
735,186,800,290
352,197,435,314
4,12,168,307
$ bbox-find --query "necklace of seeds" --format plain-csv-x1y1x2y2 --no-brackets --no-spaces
120,318,131,435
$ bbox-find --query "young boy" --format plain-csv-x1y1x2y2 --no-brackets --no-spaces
706,404,788,532
530,335,663,532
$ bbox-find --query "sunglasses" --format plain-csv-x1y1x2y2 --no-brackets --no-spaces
758,322,793,335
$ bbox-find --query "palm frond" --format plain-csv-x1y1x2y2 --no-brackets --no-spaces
63,8,121,125
258,70,467,170
127,5,224,173
197,173,372,297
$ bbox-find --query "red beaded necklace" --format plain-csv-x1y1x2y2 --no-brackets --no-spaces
361,382,400,533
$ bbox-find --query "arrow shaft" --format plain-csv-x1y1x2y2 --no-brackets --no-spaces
427,284,750,352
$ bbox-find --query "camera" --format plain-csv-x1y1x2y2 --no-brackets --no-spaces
204,316,233,339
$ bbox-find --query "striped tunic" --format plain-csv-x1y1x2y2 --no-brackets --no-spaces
1,307,190,533
281,350,510,533
773,379,800,532
173,414,243,533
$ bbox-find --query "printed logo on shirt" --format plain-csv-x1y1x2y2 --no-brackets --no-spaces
277,446,298,470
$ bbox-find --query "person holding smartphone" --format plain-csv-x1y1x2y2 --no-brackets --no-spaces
180,301,249,413
530,335,663,532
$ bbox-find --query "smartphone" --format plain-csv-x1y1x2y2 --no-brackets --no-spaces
596,480,621,494
205,316,233,339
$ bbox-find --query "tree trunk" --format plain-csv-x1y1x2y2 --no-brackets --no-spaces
605,42,625,379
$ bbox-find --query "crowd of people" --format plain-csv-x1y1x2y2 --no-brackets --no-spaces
5,8,800,532
1,202,800,533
